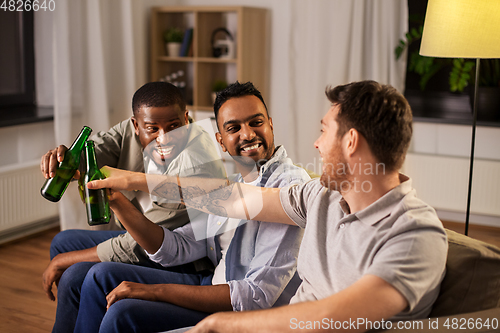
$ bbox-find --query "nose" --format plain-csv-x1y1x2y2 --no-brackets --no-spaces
240,124,256,141
314,137,320,149
156,130,169,145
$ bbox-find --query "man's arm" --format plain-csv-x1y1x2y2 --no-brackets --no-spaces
189,274,408,333
104,191,234,313
107,191,164,254
89,166,294,225
105,281,233,312
42,247,100,301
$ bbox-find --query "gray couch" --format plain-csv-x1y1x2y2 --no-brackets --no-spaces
380,229,500,332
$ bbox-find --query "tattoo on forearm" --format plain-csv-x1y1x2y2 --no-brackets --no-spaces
152,179,236,217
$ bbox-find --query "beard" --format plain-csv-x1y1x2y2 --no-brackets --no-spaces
319,143,352,193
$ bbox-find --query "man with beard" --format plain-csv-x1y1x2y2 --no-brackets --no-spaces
41,82,225,332
69,81,309,332
90,80,448,333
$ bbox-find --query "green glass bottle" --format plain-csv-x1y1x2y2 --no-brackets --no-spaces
83,140,110,225
41,126,92,202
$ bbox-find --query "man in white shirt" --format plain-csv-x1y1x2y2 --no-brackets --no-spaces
90,80,448,333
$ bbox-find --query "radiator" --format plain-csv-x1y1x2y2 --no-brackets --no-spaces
403,153,500,218
0,161,59,243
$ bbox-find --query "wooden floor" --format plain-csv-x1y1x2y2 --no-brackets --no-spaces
0,227,59,333
0,222,499,332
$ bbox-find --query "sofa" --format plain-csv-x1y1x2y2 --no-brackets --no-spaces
379,228,500,332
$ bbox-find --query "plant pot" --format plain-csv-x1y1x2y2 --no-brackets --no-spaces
469,86,500,122
166,42,182,57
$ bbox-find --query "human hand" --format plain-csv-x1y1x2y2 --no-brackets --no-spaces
40,145,80,180
42,256,66,301
106,281,158,309
187,313,226,333
87,166,146,193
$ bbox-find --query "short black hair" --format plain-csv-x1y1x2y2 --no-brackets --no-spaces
132,82,186,115
213,81,268,123
326,80,413,172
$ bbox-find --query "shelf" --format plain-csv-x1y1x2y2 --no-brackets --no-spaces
156,56,237,64
150,6,268,115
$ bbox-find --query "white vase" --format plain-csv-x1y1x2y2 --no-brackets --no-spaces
166,43,182,57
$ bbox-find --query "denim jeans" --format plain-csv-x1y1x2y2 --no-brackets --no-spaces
51,229,125,333
73,262,213,333
50,229,200,333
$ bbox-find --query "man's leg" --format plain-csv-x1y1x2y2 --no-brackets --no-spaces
50,229,125,259
73,262,213,333
52,262,97,333
100,299,209,333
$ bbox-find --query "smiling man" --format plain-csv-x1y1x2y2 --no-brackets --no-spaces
89,80,448,333
41,82,225,333
70,81,310,333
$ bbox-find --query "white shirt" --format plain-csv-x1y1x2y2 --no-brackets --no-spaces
211,176,261,285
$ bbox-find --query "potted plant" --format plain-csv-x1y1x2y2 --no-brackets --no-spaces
396,18,500,121
163,27,184,57
211,80,228,104
395,21,500,93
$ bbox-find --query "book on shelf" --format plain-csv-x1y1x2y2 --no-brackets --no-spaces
180,28,193,57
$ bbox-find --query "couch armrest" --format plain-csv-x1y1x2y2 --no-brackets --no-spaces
374,308,500,333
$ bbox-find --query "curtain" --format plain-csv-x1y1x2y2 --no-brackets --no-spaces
282,0,408,171
52,0,137,230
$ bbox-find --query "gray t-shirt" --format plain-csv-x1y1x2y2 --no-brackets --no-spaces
279,175,447,320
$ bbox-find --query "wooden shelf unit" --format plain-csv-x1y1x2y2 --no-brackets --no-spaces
150,6,269,119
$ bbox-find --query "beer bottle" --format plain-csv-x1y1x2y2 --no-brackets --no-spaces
41,126,92,202
83,140,110,225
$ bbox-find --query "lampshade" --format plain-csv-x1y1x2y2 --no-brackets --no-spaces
420,0,500,58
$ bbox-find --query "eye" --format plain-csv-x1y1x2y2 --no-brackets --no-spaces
147,126,158,133
250,119,264,127
169,122,181,130
226,125,240,133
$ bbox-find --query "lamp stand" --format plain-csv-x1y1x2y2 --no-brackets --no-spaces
465,58,481,236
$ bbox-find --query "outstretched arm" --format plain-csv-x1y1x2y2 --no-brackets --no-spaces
188,275,408,333
88,166,294,225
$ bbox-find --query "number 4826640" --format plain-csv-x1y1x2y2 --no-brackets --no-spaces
1,0,56,11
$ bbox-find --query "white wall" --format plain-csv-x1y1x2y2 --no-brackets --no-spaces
1,0,499,222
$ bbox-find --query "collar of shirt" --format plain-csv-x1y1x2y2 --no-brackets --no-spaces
342,174,413,226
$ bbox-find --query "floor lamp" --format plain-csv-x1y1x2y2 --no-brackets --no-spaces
419,0,500,236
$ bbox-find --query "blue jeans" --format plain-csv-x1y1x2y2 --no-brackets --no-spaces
73,262,213,333
51,229,199,333
51,229,125,333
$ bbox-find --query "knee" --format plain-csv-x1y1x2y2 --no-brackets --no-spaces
99,300,138,333
50,230,80,259
83,262,122,294
58,262,95,300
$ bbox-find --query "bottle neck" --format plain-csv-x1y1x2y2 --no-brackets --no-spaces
85,143,99,173
69,126,92,152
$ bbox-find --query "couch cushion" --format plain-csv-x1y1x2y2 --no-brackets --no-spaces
430,229,500,317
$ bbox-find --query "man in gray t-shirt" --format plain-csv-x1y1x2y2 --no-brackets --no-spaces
93,80,448,333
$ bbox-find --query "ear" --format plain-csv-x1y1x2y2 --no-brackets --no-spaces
215,132,227,153
268,116,274,131
131,117,140,136
345,128,360,157
183,110,189,127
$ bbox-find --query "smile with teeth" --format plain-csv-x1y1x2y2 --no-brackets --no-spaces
156,146,174,155
241,143,261,152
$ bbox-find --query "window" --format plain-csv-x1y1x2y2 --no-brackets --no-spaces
403,0,500,127
0,11,52,127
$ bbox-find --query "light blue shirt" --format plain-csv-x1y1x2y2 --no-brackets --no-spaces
148,146,310,311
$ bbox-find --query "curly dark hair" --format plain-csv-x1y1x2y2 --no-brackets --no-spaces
326,80,413,172
132,82,186,115
213,81,268,123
